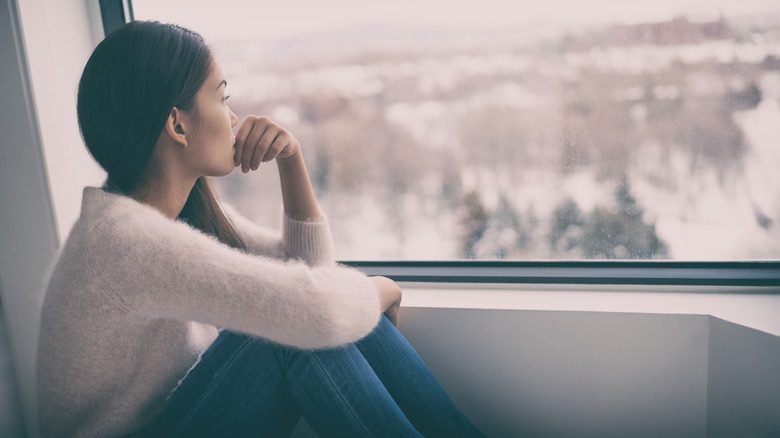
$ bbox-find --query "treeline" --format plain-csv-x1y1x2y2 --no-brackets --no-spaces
458,175,668,259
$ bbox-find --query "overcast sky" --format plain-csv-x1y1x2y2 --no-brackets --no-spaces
134,0,780,43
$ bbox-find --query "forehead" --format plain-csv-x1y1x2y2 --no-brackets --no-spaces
210,61,225,82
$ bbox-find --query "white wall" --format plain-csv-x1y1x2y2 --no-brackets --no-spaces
16,0,107,241
1,1,106,437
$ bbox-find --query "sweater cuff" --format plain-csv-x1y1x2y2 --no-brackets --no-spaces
282,211,335,266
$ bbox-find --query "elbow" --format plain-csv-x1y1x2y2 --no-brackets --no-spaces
284,250,334,268
304,290,382,350
296,264,382,349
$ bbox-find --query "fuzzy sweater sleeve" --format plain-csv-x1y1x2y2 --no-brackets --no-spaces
220,202,335,266
87,210,381,350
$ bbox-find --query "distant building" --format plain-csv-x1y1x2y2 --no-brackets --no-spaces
567,15,733,49
607,15,731,46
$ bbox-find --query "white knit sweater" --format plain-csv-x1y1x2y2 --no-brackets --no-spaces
36,185,382,438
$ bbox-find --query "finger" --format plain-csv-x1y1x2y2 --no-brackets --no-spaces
384,309,396,327
261,132,290,163
242,122,267,172
242,120,267,170
276,142,295,160
234,118,254,166
250,128,279,170
388,302,400,326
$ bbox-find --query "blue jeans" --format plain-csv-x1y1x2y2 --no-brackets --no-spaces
140,314,485,437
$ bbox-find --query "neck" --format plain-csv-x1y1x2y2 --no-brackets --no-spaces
129,174,198,221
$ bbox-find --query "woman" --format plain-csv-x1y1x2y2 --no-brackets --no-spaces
36,20,485,438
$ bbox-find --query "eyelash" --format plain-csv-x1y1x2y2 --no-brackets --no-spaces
223,95,231,103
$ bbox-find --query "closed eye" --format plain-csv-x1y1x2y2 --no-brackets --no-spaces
223,95,231,102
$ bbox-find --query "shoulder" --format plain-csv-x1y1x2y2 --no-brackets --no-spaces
89,200,222,257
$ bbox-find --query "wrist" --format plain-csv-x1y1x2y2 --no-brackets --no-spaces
276,150,301,166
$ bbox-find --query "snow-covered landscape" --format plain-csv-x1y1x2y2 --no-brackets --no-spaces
203,13,780,260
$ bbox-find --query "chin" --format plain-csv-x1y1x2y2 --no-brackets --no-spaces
220,164,236,176
204,162,235,177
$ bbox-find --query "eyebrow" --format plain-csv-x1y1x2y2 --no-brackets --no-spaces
216,79,227,90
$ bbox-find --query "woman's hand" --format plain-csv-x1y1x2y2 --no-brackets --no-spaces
370,276,403,328
234,115,301,172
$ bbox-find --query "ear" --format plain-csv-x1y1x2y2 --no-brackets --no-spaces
163,107,189,147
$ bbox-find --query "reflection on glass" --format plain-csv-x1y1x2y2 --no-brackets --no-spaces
134,1,780,260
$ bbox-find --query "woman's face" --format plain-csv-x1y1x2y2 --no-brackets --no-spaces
181,60,239,176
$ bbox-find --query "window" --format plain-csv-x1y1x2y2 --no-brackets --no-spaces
129,0,780,264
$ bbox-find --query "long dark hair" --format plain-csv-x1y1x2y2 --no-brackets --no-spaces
76,20,246,251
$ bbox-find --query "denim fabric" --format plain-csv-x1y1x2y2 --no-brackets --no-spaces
139,314,485,437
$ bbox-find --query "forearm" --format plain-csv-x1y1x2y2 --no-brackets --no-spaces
277,151,323,221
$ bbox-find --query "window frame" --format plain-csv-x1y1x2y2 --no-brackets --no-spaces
99,0,133,37
104,0,780,288
342,260,780,287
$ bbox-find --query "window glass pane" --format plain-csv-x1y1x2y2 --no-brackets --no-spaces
133,0,780,260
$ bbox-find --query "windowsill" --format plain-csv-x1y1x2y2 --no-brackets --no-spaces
397,281,780,337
